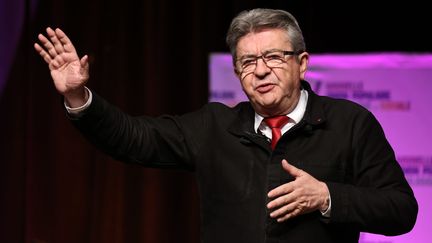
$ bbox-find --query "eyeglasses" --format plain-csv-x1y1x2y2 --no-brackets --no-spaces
236,50,303,74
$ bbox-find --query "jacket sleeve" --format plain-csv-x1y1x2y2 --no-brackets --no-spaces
325,111,418,236
68,92,205,170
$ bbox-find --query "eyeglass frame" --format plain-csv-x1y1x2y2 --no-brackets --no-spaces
235,49,304,75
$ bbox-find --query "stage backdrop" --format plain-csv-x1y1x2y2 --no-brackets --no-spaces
209,52,432,243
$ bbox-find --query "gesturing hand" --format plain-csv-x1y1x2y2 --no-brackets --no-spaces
267,159,330,222
34,27,89,105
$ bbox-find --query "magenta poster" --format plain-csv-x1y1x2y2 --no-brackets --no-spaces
209,53,432,243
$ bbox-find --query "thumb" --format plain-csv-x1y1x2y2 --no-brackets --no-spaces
80,55,90,78
281,159,302,177
80,55,89,69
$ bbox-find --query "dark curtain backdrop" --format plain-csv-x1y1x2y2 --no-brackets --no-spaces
1,0,430,242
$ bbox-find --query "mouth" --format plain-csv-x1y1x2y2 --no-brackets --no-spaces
255,83,275,93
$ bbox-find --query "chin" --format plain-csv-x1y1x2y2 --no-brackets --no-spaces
259,96,280,105
257,101,280,111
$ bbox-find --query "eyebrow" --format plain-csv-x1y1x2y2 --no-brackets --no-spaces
238,48,286,59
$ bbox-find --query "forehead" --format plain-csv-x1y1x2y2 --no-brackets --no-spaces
236,28,292,56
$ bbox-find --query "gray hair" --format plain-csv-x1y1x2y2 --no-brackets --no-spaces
226,8,306,60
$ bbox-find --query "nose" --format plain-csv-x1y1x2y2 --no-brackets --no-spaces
254,57,271,77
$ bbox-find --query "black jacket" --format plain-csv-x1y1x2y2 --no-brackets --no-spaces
71,81,418,243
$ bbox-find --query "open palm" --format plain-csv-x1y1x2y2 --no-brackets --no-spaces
34,27,89,95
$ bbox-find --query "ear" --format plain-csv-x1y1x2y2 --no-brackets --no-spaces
298,52,309,80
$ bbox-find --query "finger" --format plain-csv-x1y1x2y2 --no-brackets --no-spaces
46,27,65,54
276,207,302,222
267,192,295,209
281,159,303,177
268,182,294,198
268,202,298,220
34,43,53,64
55,28,77,53
38,33,58,59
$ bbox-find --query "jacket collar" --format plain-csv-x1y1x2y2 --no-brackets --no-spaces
300,80,326,126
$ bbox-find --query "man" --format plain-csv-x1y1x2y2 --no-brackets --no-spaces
34,8,417,243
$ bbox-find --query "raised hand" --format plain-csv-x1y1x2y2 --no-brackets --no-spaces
34,27,89,106
267,159,330,222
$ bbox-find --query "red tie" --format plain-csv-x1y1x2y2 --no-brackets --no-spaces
264,116,290,150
